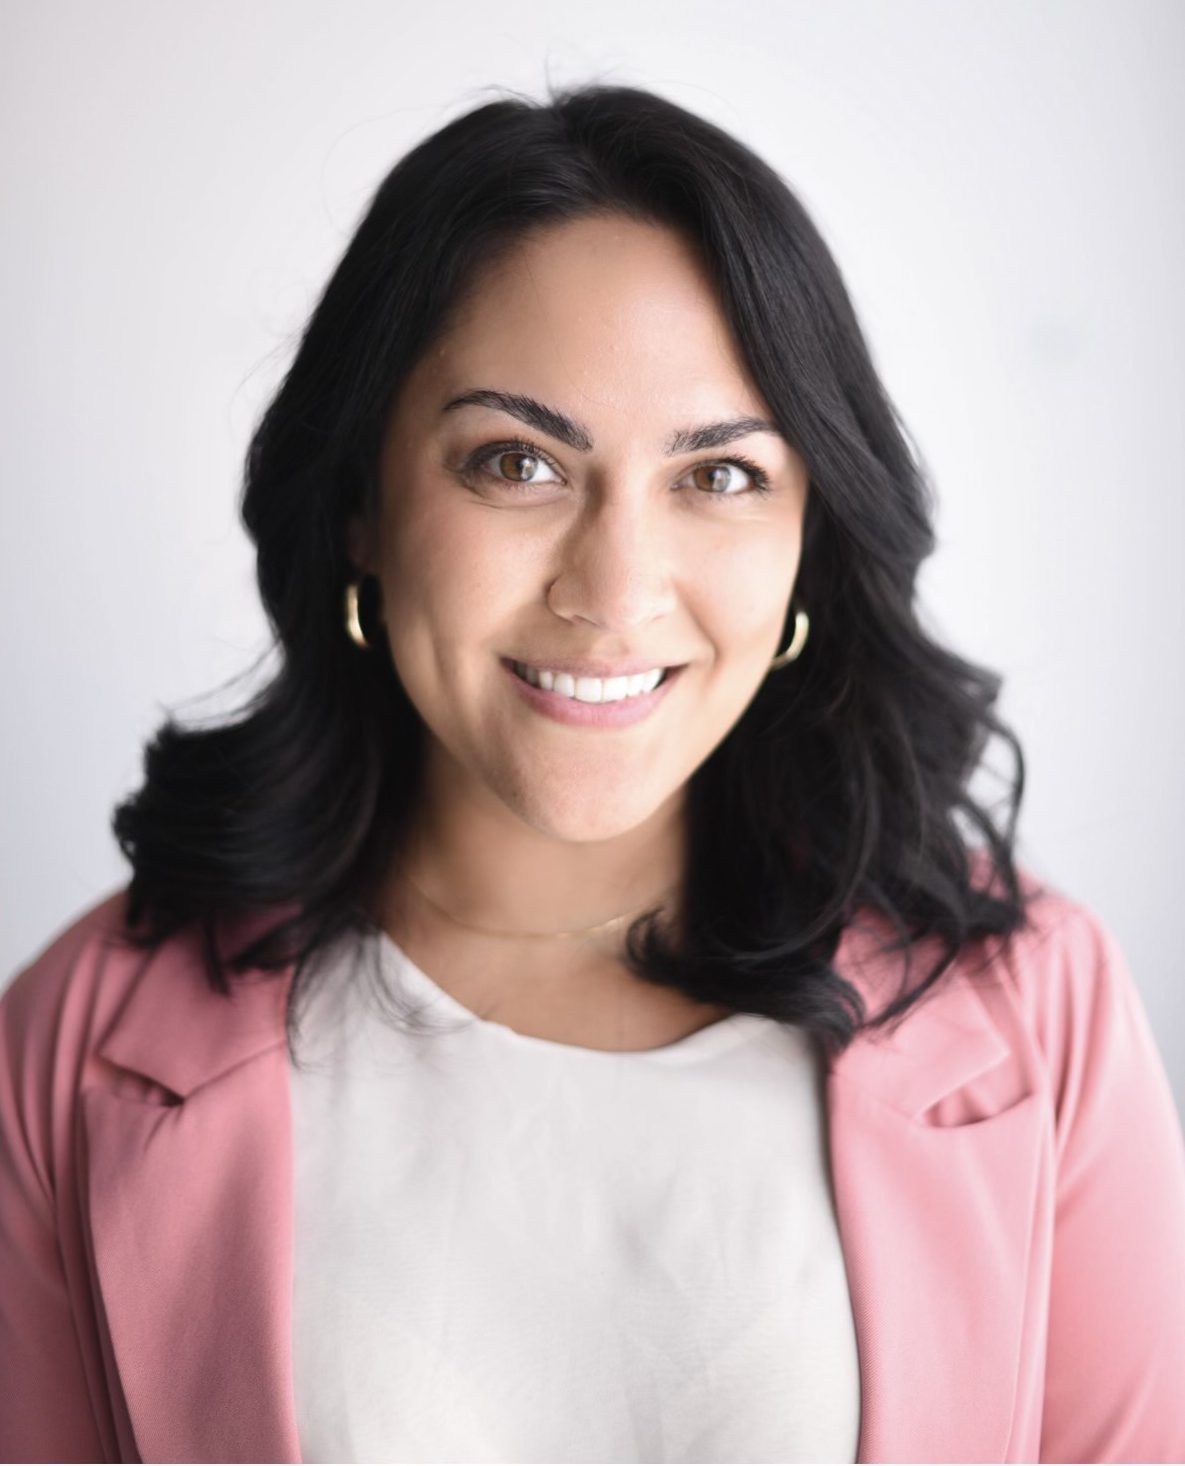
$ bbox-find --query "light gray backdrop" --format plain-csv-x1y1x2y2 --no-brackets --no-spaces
3,0,1182,1114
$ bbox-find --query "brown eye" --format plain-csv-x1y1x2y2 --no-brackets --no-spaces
464,439,563,490
686,460,770,498
497,451,545,483
694,464,735,495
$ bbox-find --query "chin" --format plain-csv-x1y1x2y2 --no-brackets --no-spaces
502,780,672,845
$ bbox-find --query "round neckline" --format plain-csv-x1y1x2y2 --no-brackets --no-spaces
370,926,769,1065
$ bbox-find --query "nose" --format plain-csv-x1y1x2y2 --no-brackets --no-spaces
545,489,679,634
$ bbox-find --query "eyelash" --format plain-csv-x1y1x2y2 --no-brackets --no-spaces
461,437,774,500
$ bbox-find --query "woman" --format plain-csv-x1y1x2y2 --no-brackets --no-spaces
2,82,1184,1464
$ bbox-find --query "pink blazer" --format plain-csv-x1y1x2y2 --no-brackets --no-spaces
2,876,1185,1464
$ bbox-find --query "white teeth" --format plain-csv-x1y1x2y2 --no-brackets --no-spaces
513,662,666,702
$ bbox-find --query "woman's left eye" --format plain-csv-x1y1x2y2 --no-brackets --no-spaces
686,458,773,498
461,438,772,500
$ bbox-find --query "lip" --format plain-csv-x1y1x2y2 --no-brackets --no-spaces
500,657,686,728
502,655,685,679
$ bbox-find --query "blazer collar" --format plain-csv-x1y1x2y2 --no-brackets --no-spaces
85,909,1040,1462
826,913,1013,1113
95,911,294,1098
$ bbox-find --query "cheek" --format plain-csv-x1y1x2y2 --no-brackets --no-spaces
698,535,800,643
383,503,525,641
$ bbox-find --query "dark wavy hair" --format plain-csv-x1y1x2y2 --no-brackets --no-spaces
112,79,1045,1065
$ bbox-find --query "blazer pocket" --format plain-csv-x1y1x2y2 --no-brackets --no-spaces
918,1077,1042,1129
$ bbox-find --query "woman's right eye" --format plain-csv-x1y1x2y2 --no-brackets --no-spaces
464,439,563,489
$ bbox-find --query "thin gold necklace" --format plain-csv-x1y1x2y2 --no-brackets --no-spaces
396,864,676,941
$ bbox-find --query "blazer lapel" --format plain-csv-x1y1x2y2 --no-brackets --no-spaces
826,923,1047,1463
83,925,302,1463
82,915,1045,1464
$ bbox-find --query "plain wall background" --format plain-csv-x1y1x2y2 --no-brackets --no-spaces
2,0,1182,1112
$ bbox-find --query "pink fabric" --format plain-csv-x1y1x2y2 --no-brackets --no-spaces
2,871,1185,1463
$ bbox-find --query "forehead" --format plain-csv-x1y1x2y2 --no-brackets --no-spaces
400,215,769,426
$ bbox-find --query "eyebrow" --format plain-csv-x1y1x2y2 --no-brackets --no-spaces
441,388,782,455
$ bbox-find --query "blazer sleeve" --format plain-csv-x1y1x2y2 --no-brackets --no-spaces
0,958,108,1462
1035,901,1185,1463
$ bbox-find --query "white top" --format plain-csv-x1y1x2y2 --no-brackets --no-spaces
288,925,861,1464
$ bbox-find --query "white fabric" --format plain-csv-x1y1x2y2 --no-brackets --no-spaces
288,925,861,1464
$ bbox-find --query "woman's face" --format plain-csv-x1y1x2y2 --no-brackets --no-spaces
352,214,810,845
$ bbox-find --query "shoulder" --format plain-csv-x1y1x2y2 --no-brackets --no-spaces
984,865,1169,1140
2,887,295,1044
843,851,1125,1031
1,887,182,1129
0,887,154,1203
834,851,1160,1131
976,858,1146,1069
1,886,145,1057
3,890,300,1124
949,856,1167,1146
908,849,1142,1051
2,889,298,1199
1,887,236,1100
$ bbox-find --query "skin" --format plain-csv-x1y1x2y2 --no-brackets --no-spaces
347,213,810,1050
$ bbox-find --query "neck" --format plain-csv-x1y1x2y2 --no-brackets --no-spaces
372,746,689,955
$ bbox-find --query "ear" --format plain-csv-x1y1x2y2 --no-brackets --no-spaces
345,512,376,577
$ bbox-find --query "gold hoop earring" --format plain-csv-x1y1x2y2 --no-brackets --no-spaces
344,579,375,650
768,603,809,669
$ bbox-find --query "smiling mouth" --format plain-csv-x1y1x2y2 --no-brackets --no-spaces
506,659,675,700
